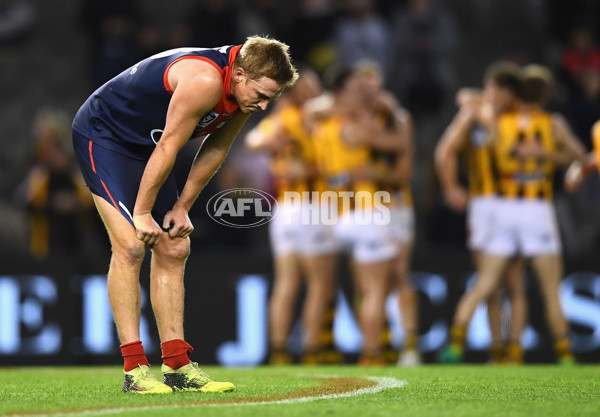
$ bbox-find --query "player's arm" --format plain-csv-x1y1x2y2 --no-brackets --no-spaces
455,88,482,109
133,63,222,245
434,108,473,212
381,108,415,186
565,121,599,192
245,117,290,153
172,110,251,216
358,93,407,152
549,114,586,167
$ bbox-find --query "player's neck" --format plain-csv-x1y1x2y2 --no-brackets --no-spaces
518,103,543,114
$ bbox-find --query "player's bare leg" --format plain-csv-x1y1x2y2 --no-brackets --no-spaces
440,255,508,363
356,260,392,364
504,258,526,363
93,195,146,345
530,255,573,363
92,194,172,393
394,242,420,366
152,234,234,392
486,287,504,363
477,251,505,363
300,253,337,363
150,234,190,343
268,253,302,364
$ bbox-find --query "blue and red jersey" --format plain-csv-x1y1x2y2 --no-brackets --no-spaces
73,45,242,159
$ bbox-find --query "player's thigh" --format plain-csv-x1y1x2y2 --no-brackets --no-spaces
503,257,525,295
92,194,144,259
355,259,392,297
530,254,563,292
473,254,511,297
519,201,562,257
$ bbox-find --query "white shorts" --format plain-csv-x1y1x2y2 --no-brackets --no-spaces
335,210,398,264
390,205,415,244
467,196,497,251
483,199,562,257
269,200,339,257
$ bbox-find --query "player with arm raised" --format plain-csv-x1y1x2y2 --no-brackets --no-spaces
441,65,585,365
72,36,297,393
436,62,527,364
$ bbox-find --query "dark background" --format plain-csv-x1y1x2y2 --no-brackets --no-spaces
0,0,599,364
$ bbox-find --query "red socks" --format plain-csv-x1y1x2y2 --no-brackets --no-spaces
120,340,150,372
121,339,193,371
161,339,193,370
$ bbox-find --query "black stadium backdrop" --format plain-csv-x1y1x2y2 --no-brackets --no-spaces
1,252,599,366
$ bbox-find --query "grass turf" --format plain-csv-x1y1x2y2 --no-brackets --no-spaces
0,365,598,417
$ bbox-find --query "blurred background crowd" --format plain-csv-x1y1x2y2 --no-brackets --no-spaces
1,0,599,268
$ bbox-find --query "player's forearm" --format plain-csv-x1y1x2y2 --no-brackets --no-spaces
175,112,250,211
543,150,579,167
434,143,460,191
134,145,178,215
175,147,228,211
368,132,404,152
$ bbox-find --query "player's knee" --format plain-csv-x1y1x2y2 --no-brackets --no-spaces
154,237,191,262
113,239,146,265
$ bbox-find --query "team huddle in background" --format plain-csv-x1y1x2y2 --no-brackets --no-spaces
247,60,600,366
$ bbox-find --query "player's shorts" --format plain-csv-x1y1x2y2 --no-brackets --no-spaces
390,205,415,244
467,195,497,251
335,210,398,264
482,198,562,257
73,130,178,228
269,200,339,257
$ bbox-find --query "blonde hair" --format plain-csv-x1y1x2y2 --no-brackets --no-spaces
234,35,299,88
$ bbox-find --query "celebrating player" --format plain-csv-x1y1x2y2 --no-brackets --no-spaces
441,65,585,365
72,36,297,393
436,62,527,363
245,69,340,364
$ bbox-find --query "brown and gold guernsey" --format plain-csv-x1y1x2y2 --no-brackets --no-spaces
494,111,556,200
593,120,600,173
465,123,497,197
256,105,315,200
312,116,378,214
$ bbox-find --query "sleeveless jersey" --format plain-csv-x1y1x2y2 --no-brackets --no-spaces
312,116,378,213
465,122,497,197
494,111,556,200
593,120,600,173
73,45,242,159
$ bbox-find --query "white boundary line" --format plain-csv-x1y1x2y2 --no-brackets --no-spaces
6,376,406,417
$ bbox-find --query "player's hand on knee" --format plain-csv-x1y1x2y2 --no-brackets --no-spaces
163,208,194,239
133,213,163,246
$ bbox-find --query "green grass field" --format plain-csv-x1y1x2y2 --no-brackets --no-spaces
0,365,598,417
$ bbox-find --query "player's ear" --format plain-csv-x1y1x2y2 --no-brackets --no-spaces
233,67,246,84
